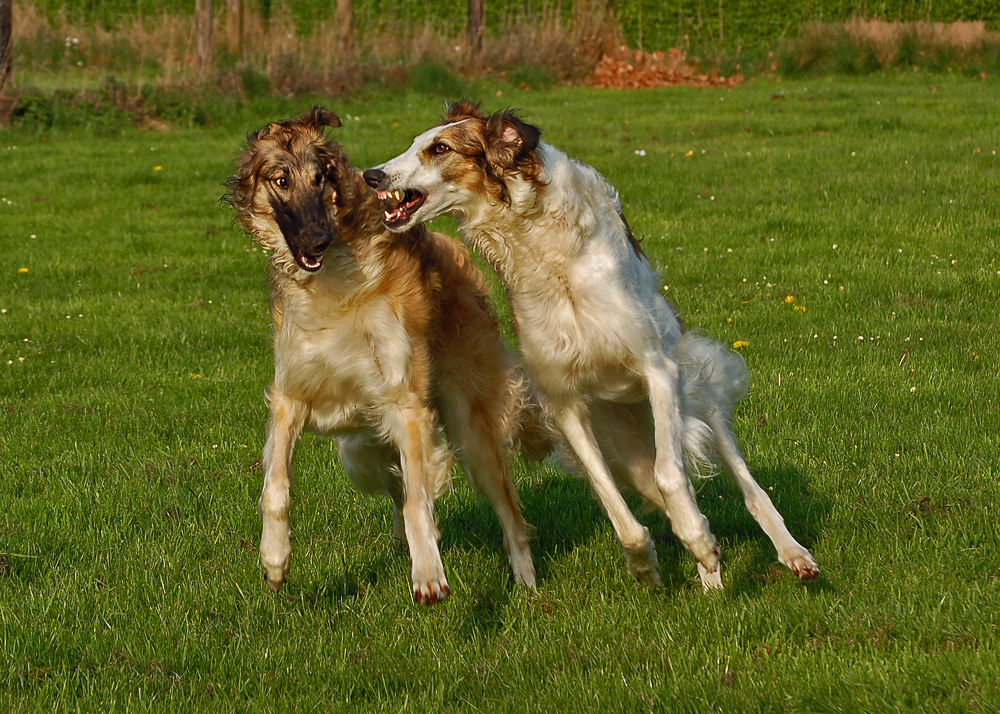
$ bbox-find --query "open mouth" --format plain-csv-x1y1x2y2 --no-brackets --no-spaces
377,189,426,228
295,251,323,272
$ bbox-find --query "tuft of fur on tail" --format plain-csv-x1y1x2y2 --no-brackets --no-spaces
673,332,750,478
514,379,558,463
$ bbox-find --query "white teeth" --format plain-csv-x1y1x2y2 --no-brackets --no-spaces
394,190,404,201
377,190,388,200
384,210,392,220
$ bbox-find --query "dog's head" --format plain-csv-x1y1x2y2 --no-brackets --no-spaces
225,106,346,274
362,100,542,231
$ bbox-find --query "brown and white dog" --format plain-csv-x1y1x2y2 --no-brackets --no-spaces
363,101,818,589
224,106,539,604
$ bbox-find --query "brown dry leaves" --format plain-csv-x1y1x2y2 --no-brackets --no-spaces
586,47,742,89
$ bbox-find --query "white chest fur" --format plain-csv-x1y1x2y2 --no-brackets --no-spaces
274,289,413,434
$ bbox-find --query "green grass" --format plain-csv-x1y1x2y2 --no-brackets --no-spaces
2,74,1000,712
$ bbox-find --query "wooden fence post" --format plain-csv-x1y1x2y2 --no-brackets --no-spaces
226,0,242,56
468,0,483,58
1,0,12,93
336,0,353,55
195,0,213,76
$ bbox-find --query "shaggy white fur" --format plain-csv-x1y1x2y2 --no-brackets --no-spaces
366,106,818,588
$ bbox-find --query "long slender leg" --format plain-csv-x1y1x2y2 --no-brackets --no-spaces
385,402,452,605
552,404,661,586
644,355,722,589
259,388,308,593
447,397,536,587
708,413,819,580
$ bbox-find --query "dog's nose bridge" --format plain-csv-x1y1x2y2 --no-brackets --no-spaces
363,168,386,189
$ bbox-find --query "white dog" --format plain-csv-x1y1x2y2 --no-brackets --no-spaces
363,101,818,589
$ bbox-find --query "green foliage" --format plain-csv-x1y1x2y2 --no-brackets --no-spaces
19,1,1000,67
406,60,472,98
2,76,1000,711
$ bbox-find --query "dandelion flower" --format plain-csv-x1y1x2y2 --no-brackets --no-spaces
154,166,163,172
784,295,795,304
733,340,749,349
18,268,28,274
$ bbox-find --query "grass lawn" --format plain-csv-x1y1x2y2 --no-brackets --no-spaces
2,73,999,712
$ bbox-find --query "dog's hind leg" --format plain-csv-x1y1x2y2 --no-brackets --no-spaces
643,355,722,590
336,432,407,544
385,401,452,605
259,387,308,593
552,403,662,587
442,394,536,588
708,413,819,580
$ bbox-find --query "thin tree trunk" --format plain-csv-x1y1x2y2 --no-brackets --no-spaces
226,0,242,56
468,0,483,58
0,0,13,93
195,0,213,75
336,0,353,55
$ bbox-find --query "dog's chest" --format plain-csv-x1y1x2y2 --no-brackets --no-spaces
275,297,412,432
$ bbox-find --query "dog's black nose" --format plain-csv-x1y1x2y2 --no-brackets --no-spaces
363,168,386,189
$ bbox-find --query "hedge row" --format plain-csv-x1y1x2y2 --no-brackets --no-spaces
28,0,1000,51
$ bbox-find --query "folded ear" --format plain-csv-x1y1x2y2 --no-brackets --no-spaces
301,105,342,129
485,110,541,167
252,121,284,141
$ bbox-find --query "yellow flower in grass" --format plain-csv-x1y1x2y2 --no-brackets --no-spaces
18,268,29,274
794,305,807,312
784,295,795,304
733,340,749,349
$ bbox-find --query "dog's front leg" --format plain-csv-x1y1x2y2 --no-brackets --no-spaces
644,355,722,590
259,388,307,593
552,403,662,587
386,402,451,604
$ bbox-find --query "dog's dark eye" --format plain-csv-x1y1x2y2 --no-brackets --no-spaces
431,143,451,155
313,172,324,187
275,176,289,189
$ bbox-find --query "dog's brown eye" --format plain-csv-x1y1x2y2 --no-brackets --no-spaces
275,176,289,189
432,143,451,155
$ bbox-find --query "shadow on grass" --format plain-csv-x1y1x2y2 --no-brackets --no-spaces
442,460,832,612
440,471,606,580
690,464,834,599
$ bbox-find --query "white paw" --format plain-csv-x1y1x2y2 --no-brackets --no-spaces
410,550,450,605
411,570,450,605
782,549,819,581
260,545,290,593
260,523,291,593
510,555,537,588
622,533,662,587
